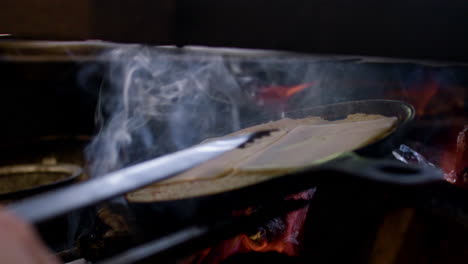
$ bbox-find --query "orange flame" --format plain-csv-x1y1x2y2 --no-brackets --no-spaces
388,79,439,116
388,77,467,187
187,189,314,264
256,83,313,102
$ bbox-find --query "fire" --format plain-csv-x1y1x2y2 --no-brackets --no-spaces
389,78,439,116
388,76,467,187
256,83,313,104
440,126,468,187
187,189,315,264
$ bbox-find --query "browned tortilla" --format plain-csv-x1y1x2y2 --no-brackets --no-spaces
127,113,397,202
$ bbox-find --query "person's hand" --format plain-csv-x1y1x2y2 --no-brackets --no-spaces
0,209,61,263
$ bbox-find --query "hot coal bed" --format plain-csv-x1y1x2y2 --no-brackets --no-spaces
0,45,467,264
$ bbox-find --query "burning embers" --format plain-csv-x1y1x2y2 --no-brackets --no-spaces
442,126,468,187
387,73,467,188
186,189,315,264
391,78,439,117
389,76,465,117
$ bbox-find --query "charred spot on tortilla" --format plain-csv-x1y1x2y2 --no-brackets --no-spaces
127,113,397,202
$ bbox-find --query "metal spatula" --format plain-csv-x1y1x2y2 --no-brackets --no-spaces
8,131,273,223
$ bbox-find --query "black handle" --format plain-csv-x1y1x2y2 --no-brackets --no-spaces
320,153,444,185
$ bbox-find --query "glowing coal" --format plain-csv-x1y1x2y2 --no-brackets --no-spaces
187,189,315,264
442,126,468,187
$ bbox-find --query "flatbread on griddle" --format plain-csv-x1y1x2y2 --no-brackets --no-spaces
237,117,396,172
127,113,397,202
162,116,326,184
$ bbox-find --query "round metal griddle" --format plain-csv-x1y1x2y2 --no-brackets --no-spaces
125,100,441,236
0,163,82,200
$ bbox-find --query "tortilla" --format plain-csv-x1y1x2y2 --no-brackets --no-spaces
127,113,397,202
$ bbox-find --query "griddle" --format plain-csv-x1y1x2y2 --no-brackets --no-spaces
126,100,435,223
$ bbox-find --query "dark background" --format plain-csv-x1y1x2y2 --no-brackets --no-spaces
176,0,468,61
1,0,468,61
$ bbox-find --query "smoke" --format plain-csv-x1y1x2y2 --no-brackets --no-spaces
85,46,422,178
85,47,259,177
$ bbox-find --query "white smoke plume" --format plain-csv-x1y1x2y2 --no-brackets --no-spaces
85,47,251,177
